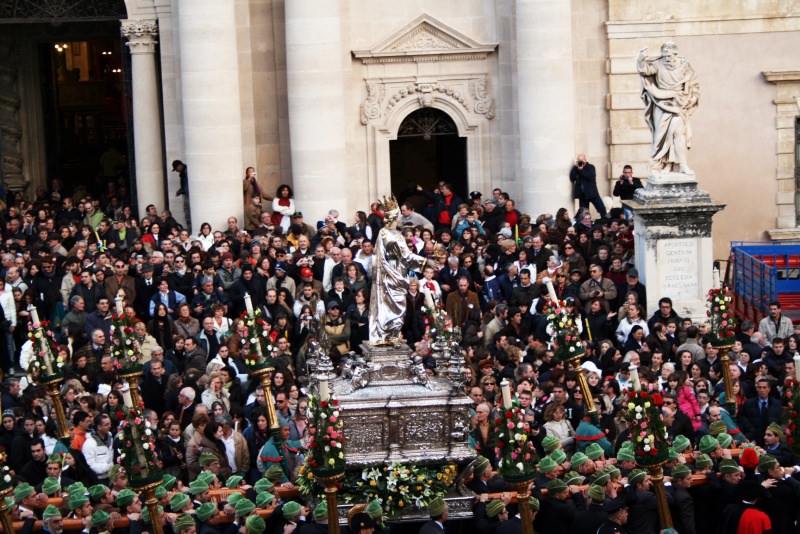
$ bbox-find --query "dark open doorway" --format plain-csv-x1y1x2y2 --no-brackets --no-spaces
390,108,467,208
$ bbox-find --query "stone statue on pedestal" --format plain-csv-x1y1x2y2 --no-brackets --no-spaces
637,42,700,175
368,195,436,343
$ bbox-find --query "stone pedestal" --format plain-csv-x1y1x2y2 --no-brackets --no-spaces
330,343,474,468
623,173,725,321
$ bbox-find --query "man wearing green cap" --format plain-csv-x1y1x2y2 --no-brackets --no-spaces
615,447,636,477
363,499,388,534
15,482,41,517
41,504,63,533
670,464,695,534
170,492,193,514
245,514,266,534
90,509,113,531
174,513,196,534
763,422,795,466
41,453,74,493
117,488,143,518
467,456,512,495
572,484,607,533
197,502,221,534
280,501,304,532
625,469,657,534
297,502,328,533
68,492,92,520
419,496,447,533
538,478,584,533
474,496,508,532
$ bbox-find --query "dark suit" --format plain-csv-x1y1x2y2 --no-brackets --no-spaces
418,520,445,534
141,373,167,415
669,485,696,534
495,516,522,534
178,402,197,430
134,276,159,318
737,396,782,444
569,162,606,218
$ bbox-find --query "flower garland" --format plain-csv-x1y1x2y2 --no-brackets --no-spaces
543,299,584,360
421,297,456,344
26,320,64,381
240,309,277,368
298,461,456,518
307,395,346,473
623,389,670,466
0,450,12,489
109,312,143,373
494,405,538,478
783,377,800,452
116,402,161,482
706,287,737,345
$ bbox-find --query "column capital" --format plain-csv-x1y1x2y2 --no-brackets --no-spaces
121,19,159,54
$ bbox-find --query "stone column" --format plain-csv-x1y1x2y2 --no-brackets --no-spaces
121,20,166,219
515,0,576,216
285,0,349,224
177,1,244,232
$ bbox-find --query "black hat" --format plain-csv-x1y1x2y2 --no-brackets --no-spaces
469,191,482,200
570,268,582,275
171,160,184,171
602,497,627,514
291,212,303,218
141,263,154,273
350,513,375,530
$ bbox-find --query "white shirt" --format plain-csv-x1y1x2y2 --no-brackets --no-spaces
222,433,236,472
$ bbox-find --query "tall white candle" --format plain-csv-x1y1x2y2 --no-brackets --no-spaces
794,354,800,382
629,363,641,392
424,290,435,311
712,268,720,290
244,293,254,315
319,378,330,402
500,378,512,409
115,296,124,315
121,383,133,408
28,305,40,326
543,277,559,303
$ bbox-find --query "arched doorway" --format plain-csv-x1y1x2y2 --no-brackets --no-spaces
390,108,467,207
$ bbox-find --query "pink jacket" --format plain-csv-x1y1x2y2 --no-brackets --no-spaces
676,385,702,431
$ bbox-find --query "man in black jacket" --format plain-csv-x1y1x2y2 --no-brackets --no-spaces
612,165,644,221
569,154,607,219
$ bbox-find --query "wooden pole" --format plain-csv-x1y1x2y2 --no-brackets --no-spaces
510,480,533,534
315,471,344,534
648,465,673,530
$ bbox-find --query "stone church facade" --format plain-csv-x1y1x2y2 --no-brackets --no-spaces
1,0,799,259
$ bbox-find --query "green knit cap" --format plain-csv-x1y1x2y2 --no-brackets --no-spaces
91,510,110,527
426,496,447,517
265,465,284,483
708,420,727,436
255,491,274,508
672,435,690,453
767,422,784,438
564,471,583,486
627,469,646,486
486,499,505,518
617,448,635,462
174,514,195,533
154,486,167,500
199,451,219,467
672,464,691,480
718,433,733,449
719,459,740,474
550,449,567,465
13,483,34,503
235,498,256,517
66,482,86,495
668,448,678,462
170,492,189,511
197,471,216,486
473,456,490,476
585,443,604,460
528,496,540,512
538,456,557,474
42,477,61,496
282,500,302,519
108,465,124,481
115,489,136,508
227,492,244,506
588,484,605,502
197,502,217,522
758,454,778,473
188,480,209,495
162,474,177,491
42,504,61,521
313,502,327,521
226,475,243,489
254,478,274,493
68,493,89,510
542,435,560,453
89,484,107,502
365,499,383,518
698,435,718,454
606,466,621,480
695,453,713,470
570,452,590,467
548,478,567,493
592,472,610,486
246,515,266,534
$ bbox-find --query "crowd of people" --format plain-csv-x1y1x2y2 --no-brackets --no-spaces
0,168,796,534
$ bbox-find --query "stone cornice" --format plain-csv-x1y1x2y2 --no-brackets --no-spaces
607,14,800,39
121,19,159,55
763,70,800,84
353,14,497,64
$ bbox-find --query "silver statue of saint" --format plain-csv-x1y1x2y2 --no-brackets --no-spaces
368,196,433,343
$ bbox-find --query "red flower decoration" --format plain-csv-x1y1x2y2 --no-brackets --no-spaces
651,393,664,406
